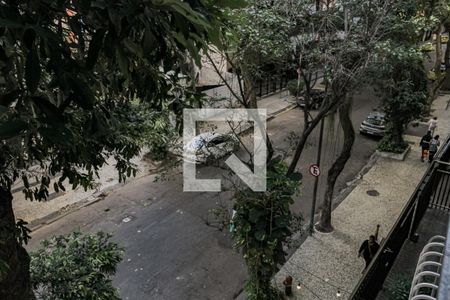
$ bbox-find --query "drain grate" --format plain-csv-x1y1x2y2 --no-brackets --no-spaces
366,189,380,197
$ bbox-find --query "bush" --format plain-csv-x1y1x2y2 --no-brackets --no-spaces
287,79,304,96
378,133,409,153
31,231,124,300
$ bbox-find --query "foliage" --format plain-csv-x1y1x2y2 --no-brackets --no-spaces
30,231,123,300
378,132,409,153
224,1,294,79
372,43,428,152
119,102,175,162
232,160,302,300
214,0,295,109
0,0,228,199
0,259,8,280
414,0,450,34
385,273,412,300
287,79,304,96
0,0,234,298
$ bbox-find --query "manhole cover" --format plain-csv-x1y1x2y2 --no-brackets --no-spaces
367,190,380,197
122,216,134,223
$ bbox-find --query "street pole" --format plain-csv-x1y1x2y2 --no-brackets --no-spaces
309,117,325,235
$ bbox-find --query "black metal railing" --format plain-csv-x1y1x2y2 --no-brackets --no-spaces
350,134,450,300
256,72,296,98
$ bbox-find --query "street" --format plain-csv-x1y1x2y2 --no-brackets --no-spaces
27,87,380,300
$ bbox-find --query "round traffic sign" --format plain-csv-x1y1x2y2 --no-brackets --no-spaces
309,164,321,177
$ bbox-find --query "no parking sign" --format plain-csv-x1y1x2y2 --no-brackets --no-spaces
309,164,321,177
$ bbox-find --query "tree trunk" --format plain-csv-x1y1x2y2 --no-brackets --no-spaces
316,96,355,233
441,26,450,90
244,78,257,109
0,186,35,300
392,122,404,147
431,25,444,101
286,106,331,175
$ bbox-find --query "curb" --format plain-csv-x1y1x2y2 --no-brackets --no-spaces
267,102,298,121
303,150,380,236
28,182,127,232
375,145,411,161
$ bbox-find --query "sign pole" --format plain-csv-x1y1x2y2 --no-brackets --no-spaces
309,117,325,235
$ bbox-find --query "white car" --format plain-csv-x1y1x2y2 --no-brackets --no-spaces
183,132,240,164
359,112,386,137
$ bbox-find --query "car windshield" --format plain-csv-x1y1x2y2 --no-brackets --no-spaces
366,115,384,126
209,136,228,145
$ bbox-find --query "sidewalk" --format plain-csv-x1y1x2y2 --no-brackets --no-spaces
13,90,296,230
274,93,450,299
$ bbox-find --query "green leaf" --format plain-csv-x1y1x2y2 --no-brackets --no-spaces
249,209,265,223
25,48,41,93
116,46,129,76
0,90,20,106
22,175,30,189
287,171,302,182
0,105,7,117
123,38,143,58
216,0,247,8
143,24,155,53
31,96,62,121
254,231,266,241
53,182,59,193
0,18,22,28
86,29,105,69
69,77,95,109
0,119,27,139
23,28,36,50
38,126,73,145
157,0,211,29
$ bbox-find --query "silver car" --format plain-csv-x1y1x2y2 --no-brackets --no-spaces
183,132,240,164
359,112,386,137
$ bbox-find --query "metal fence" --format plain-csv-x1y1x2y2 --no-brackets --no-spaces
350,134,450,300
256,72,297,98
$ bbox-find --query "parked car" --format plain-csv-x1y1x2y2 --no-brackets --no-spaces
297,89,326,110
359,112,386,137
183,132,240,164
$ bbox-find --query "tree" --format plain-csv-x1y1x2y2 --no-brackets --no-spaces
282,0,407,232
30,232,123,300
415,0,450,99
0,1,228,298
315,0,429,232
374,45,428,153
210,0,293,109
203,0,293,162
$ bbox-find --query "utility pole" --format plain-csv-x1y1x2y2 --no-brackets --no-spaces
309,117,325,235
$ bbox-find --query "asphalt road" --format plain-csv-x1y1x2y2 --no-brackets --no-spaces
27,87,381,300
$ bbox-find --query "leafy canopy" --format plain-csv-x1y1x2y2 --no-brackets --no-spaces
30,231,123,300
0,0,231,200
